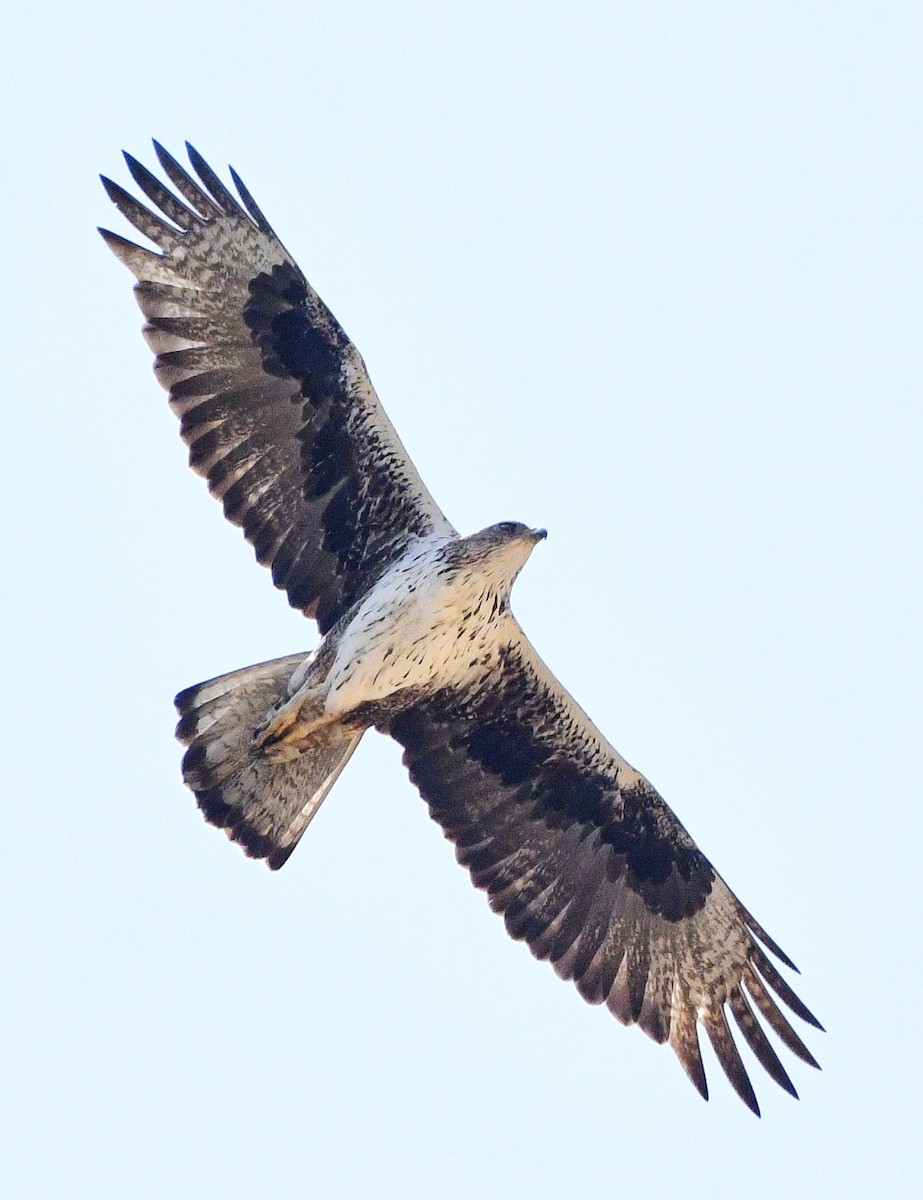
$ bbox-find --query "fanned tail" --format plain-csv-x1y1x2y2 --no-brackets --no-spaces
175,654,363,868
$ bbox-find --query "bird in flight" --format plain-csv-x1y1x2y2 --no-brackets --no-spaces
101,142,821,1114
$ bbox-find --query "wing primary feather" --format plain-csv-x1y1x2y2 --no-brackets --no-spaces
750,946,824,1030
99,227,165,271
122,152,200,230
728,985,798,1098
100,176,181,247
185,142,248,219
744,912,798,972
669,1002,709,1101
702,1006,760,1116
152,140,222,218
229,165,274,233
742,968,821,1069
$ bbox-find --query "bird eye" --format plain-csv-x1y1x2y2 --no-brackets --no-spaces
498,521,520,536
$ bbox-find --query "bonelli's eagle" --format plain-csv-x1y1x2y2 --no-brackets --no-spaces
101,143,821,1114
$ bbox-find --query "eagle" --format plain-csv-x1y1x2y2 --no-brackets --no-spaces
100,142,821,1115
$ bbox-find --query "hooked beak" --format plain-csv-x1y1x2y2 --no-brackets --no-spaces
529,527,548,543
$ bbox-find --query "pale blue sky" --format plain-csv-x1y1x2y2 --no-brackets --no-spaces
3,3,921,1196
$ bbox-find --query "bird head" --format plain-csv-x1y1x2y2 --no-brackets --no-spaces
440,521,547,596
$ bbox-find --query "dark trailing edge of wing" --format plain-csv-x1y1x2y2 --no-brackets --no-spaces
100,142,453,634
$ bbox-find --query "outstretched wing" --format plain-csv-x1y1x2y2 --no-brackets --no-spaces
386,629,822,1114
101,143,455,633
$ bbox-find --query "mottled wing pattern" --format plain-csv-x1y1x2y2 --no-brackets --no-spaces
387,632,822,1114
100,143,455,632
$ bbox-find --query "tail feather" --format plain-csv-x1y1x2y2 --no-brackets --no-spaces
176,652,304,790
175,654,363,868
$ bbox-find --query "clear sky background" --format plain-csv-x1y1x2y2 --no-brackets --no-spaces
3,3,920,1196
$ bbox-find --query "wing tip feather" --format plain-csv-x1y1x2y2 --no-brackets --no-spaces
185,140,246,218
703,1007,761,1116
228,164,273,233
150,139,222,218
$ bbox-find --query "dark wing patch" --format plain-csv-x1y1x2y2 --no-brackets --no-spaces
386,638,821,1114
101,142,454,632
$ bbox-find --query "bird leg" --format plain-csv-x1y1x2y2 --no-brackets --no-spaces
254,679,337,758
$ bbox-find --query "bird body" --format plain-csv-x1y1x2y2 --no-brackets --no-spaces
101,143,821,1113
320,523,546,721
247,522,545,758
